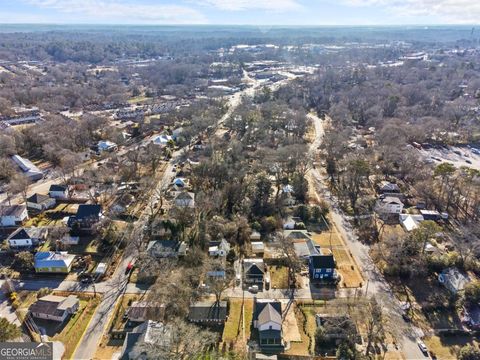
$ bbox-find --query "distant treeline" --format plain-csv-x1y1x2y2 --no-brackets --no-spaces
1,25,480,63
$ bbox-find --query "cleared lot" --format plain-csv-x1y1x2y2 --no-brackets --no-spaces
418,145,480,170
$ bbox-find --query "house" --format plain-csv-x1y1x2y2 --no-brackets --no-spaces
281,185,295,206
462,304,480,330
11,154,43,181
7,227,48,249
34,251,76,273
26,193,56,211
375,196,404,216
206,270,226,279
251,241,265,256
172,177,187,189
243,259,265,286
250,230,261,241
147,240,187,258
309,254,337,282
188,301,228,325
97,140,118,152
315,314,360,344
68,204,102,231
419,210,444,221
253,299,284,350
126,301,165,324
0,205,28,227
377,181,401,194
120,320,171,360
172,127,184,141
49,184,68,199
174,192,195,208
438,268,470,294
284,230,320,260
208,239,230,257
59,235,80,246
399,214,424,232
283,216,303,230
29,295,79,322
152,134,173,146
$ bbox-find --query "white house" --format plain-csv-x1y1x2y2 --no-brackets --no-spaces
251,241,265,256
152,134,173,147
439,268,470,294
375,196,404,215
11,154,43,181
49,184,68,199
7,227,48,249
208,239,231,257
399,214,424,232
174,192,195,208
26,193,56,211
283,216,302,230
0,205,28,227
253,299,283,349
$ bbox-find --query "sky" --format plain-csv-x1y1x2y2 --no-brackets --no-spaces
0,0,478,26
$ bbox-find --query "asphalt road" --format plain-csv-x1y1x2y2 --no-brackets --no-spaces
307,113,427,360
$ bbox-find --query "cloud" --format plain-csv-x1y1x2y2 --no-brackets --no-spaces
193,0,302,12
341,0,480,24
23,0,208,24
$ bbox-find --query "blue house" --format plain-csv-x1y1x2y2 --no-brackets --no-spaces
309,254,336,282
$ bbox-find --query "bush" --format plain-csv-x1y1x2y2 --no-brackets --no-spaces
11,300,20,310
37,288,52,298
459,345,480,360
464,282,480,305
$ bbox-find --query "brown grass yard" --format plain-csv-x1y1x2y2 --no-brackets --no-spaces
222,299,253,348
424,335,479,360
53,296,100,359
269,265,289,289
331,248,363,288
311,231,343,248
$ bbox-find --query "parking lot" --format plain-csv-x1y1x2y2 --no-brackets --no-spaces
418,145,480,171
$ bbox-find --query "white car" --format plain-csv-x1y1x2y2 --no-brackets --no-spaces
417,341,428,356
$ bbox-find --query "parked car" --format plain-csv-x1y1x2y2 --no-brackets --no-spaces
248,285,259,293
417,341,428,356
125,262,134,274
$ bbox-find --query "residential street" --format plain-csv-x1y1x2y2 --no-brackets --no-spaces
307,113,426,359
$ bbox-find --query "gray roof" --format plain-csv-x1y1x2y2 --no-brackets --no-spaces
27,193,51,204
0,205,26,217
188,301,228,322
29,295,78,318
8,227,48,241
258,303,282,326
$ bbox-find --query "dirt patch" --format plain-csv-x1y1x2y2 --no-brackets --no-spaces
282,301,301,342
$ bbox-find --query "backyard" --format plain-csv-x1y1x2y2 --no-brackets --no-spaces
222,298,253,349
